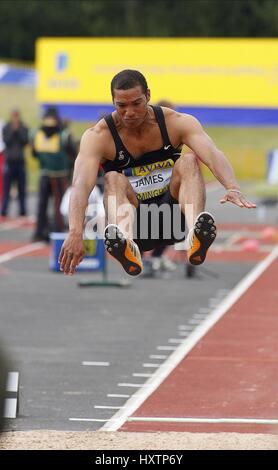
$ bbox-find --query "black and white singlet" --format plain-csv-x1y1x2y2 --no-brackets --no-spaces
102,106,181,202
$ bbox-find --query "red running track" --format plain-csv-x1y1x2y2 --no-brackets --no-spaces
119,249,278,434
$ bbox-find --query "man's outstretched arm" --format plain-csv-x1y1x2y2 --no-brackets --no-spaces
59,129,103,275
178,114,256,209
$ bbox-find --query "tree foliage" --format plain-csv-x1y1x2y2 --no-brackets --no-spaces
0,0,278,61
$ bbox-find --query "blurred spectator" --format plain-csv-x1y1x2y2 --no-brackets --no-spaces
1,110,29,217
31,107,75,242
61,118,77,181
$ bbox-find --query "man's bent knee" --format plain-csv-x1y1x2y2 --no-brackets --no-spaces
104,171,138,207
175,152,199,173
170,152,204,200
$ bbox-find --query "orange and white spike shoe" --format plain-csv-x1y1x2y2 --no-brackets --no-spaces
187,212,217,265
104,224,143,276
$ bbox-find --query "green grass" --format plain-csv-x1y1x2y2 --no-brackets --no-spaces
203,126,275,181
0,84,276,191
245,181,278,198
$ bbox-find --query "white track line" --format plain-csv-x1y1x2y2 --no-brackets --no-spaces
94,405,123,410
156,346,177,351
4,399,17,419
133,373,153,378
4,372,19,419
117,383,146,388
142,363,160,368
168,339,184,344
212,244,270,253
128,417,278,425
223,232,243,249
193,313,208,319
101,246,278,431
0,216,35,232
107,394,130,398
0,242,45,265
209,298,221,308
69,418,117,423
188,319,202,325
6,371,19,392
198,308,211,314
0,219,25,232
149,355,167,360
82,361,110,366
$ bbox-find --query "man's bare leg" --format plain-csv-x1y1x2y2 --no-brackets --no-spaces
103,171,138,238
103,171,142,276
170,152,217,265
170,152,206,230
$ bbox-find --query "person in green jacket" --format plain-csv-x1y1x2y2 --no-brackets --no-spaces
31,107,76,242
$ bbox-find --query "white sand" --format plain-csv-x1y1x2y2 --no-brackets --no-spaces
0,430,277,450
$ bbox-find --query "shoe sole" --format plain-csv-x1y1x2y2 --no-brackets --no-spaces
104,225,142,277
188,213,217,265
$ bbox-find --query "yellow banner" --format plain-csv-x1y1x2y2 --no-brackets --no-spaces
36,38,278,107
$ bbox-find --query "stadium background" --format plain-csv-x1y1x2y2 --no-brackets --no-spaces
2,37,278,185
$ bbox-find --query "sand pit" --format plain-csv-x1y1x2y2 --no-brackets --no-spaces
0,430,277,450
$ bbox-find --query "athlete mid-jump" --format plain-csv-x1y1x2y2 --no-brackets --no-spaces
59,69,256,276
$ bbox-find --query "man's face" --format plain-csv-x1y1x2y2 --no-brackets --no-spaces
113,86,150,128
11,111,20,122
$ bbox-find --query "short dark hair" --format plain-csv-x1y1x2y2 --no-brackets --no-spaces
43,106,60,121
111,69,148,98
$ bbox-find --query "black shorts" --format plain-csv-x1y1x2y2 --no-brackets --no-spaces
133,190,186,252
